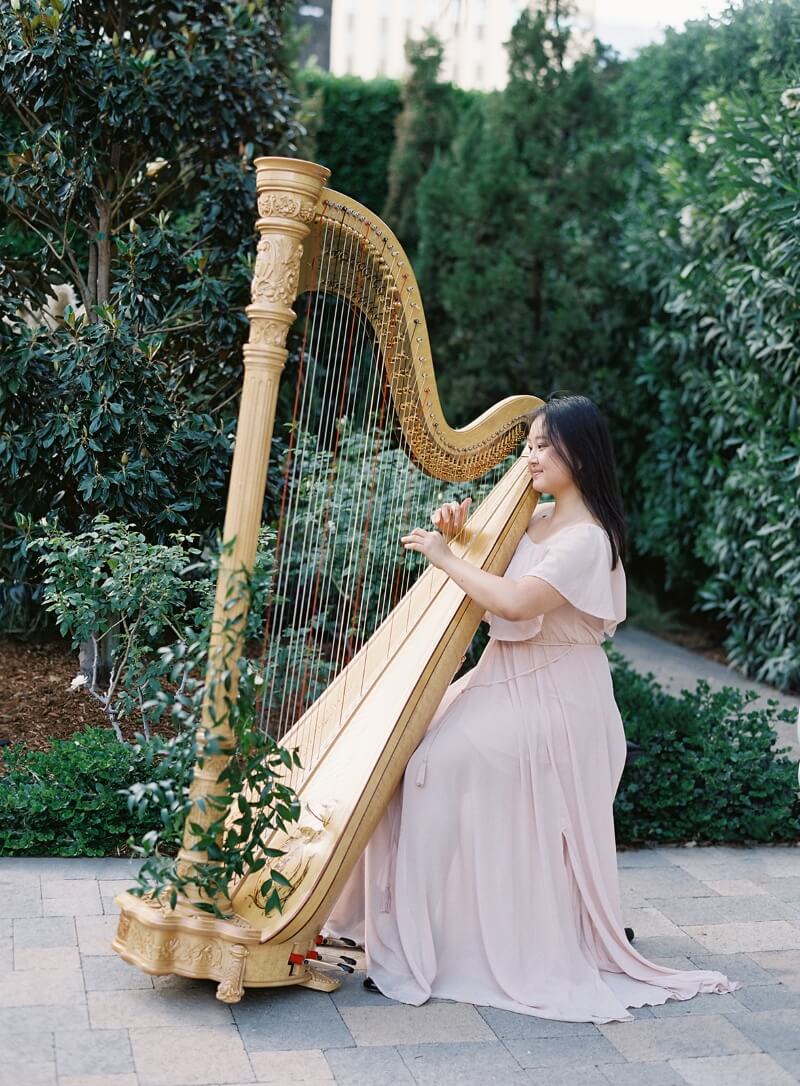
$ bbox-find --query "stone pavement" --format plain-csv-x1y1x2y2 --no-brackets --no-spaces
2,849,800,1086
615,627,800,759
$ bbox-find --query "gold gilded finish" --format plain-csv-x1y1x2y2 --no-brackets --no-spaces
174,158,330,893
112,157,544,999
112,891,327,1003
298,190,539,480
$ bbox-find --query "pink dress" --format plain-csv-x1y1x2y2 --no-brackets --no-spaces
323,504,740,1023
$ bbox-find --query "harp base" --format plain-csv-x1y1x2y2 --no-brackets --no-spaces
112,892,341,1003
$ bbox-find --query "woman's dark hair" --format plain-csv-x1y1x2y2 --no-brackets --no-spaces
526,394,627,569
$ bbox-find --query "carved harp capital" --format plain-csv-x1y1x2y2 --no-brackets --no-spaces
245,158,331,358
257,191,317,223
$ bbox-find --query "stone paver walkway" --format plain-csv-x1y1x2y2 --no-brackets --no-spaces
2,849,800,1086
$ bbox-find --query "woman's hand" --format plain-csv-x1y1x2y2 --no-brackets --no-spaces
431,497,472,538
401,527,452,570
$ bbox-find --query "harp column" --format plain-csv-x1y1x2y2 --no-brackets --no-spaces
176,158,330,887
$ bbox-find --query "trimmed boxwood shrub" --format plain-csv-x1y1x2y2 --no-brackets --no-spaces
610,646,800,845
0,727,168,857
2,651,797,856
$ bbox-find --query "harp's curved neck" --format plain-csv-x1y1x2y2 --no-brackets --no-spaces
292,178,542,482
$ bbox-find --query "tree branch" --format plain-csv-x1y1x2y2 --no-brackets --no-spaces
5,204,91,313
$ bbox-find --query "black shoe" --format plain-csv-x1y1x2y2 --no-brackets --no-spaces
625,927,635,943
363,976,384,995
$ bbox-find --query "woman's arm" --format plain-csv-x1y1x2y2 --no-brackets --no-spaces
401,528,566,622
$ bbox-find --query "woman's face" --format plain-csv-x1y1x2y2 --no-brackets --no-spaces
525,418,573,494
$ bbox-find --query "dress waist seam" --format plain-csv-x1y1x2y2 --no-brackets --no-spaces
493,639,603,648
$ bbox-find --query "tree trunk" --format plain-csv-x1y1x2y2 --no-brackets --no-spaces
96,200,112,305
87,235,98,309
78,629,117,692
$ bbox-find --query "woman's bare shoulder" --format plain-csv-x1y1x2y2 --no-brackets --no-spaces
531,501,555,524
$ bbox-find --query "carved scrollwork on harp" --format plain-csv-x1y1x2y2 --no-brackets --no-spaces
251,235,304,307
257,191,317,223
249,319,290,348
251,803,336,914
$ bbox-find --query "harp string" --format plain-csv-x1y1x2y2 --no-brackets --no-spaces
258,205,515,789
298,288,378,772
260,214,338,737
256,216,326,735
292,227,369,724
296,232,406,773
288,213,375,738
275,213,361,737
313,244,395,763
304,228,380,718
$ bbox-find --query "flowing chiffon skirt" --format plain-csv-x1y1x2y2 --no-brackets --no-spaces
323,520,741,1023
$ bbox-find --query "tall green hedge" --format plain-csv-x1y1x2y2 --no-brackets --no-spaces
299,70,401,212
625,94,800,691
618,0,800,691
414,9,630,427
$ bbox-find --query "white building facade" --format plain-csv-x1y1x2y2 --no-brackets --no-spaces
328,0,596,90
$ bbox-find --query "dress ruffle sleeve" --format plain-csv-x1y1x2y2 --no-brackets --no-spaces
487,525,626,642
525,526,625,635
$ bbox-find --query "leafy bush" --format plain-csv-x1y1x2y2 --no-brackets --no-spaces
611,647,800,845
0,727,166,856
36,516,205,737
624,90,800,691
35,515,278,735
0,0,300,631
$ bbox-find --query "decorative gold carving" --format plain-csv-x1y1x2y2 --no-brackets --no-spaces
257,192,316,223
251,235,303,307
125,925,225,970
249,319,289,348
253,803,334,913
216,944,248,1003
116,914,131,941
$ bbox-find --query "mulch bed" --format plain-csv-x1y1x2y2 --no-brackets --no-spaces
1,618,733,767
0,637,164,770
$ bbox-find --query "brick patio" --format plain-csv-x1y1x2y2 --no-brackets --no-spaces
1,847,799,1085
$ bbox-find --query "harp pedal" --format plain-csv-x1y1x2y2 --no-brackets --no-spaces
319,935,359,948
296,966,341,993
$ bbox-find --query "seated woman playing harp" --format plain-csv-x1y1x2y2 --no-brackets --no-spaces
323,394,740,1024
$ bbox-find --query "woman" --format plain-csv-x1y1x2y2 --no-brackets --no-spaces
323,394,739,1024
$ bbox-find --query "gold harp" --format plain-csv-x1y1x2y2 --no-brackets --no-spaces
112,158,542,1002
